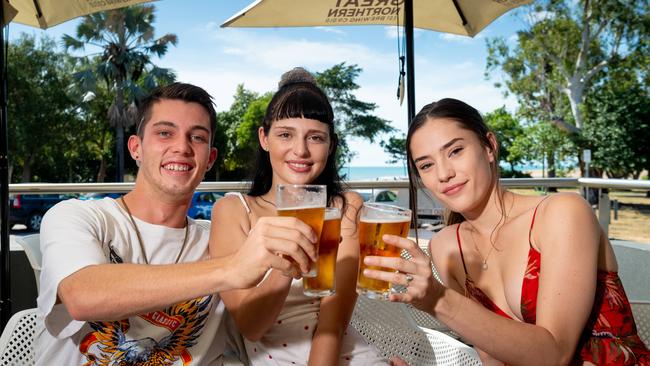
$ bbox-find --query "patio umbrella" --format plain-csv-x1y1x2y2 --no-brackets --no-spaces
222,0,531,123
0,0,155,329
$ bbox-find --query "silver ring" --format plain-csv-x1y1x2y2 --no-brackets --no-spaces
405,274,414,285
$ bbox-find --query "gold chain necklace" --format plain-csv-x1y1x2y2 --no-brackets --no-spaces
120,197,189,265
469,193,515,271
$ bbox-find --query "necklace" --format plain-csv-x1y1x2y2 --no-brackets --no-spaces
468,193,515,271
120,197,189,265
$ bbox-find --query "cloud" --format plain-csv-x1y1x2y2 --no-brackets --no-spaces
439,32,486,44
314,26,346,35
527,11,555,24
384,26,424,39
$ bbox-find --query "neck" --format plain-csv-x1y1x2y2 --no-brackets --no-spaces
463,187,510,237
123,186,191,228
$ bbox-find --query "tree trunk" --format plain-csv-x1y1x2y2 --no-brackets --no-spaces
564,81,585,129
97,157,107,183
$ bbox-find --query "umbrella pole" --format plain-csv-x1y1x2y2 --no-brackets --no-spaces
0,6,11,330
404,0,415,125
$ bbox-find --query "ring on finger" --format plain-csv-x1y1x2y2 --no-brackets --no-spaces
405,274,414,286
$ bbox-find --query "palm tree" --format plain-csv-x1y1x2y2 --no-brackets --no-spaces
63,5,177,182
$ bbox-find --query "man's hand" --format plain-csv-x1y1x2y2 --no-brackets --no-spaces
226,216,318,289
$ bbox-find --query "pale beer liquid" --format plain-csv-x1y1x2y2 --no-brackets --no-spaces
357,218,410,297
304,213,342,296
277,206,325,277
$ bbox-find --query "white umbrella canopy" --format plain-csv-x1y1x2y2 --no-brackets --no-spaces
223,0,531,123
2,0,155,29
0,0,157,330
223,0,530,37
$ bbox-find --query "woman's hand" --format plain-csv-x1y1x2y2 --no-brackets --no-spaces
362,234,443,313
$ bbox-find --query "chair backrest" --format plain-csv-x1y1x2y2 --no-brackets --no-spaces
14,235,41,291
351,296,481,365
631,301,650,348
0,308,38,366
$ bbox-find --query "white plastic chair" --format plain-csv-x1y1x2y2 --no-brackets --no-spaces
0,308,38,366
631,300,650,348
351,296,481,365
14,235,41,291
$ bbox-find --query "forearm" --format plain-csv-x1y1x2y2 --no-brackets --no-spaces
223,270,293,341
433,288,571,366
59,258,232,321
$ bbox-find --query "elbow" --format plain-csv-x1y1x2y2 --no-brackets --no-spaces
58,280,95,321
232,314,266,342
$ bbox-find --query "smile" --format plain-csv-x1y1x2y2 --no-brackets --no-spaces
162,163,192,172
287,161,313,172
442,181,467,195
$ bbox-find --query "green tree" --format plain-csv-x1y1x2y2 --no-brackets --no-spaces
7,34,77,183
486,0,648,175
484,107,526,176
63,4,177,181
380,135,406,165
315,63,394,167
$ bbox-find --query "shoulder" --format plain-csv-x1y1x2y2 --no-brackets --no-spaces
212,194,249,216
536,192,594,225
342,191,363,209
532,192,600,249
429,224,460,254
43,198,111,226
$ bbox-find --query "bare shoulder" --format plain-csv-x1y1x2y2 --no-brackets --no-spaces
428,224,463,288
537,192,594,224
428,224,459,254
211,194,251,234
342,191,363,210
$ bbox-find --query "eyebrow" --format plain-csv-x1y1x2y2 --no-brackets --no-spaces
272,125,328,134
151,121,210,135
413,137,464,164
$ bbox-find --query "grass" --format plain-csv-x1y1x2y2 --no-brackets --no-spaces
510,188,650,244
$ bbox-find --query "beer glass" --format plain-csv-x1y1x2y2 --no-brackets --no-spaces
276,184,326,277
303,207,342,297
356,202,411,300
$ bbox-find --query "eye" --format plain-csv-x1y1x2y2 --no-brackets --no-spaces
308,134,327,143
449,147,463,157
157,130,171,138
417,162,433,171
191,134,208,143
277,132,291,139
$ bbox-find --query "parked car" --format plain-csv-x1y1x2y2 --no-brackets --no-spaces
188,192,224,220
9,194,75,231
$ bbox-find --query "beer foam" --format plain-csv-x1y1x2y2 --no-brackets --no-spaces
325,210,342,220
277,205,325,210
360,217,410,224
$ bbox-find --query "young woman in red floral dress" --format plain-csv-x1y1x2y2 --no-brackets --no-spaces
364,98,649,365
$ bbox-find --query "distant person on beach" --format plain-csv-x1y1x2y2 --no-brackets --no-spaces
36,82,317,365
210,67,388,365
363,98,650,365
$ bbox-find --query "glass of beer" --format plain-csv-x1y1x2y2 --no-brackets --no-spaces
303,207,342,297
276,184,326,277
357,202,411,300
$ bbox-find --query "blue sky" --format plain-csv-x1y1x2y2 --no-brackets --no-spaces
9,0,527,167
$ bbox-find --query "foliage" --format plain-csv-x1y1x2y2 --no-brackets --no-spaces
7,34,77,182
63,4,177,181
484,107,526,173
380,135,406,165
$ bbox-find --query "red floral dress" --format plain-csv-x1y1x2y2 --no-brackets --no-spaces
456,205,650,365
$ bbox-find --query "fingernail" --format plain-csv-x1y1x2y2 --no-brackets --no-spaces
363,269,370,276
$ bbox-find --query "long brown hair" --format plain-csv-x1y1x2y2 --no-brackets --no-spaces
406,98,505,230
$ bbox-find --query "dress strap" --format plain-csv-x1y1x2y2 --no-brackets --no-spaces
528,195,552,248
456,223,470,276
225,192,252,215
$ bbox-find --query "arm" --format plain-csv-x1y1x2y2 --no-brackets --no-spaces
366,194,600,366
55,200,317,322
308,192,363,366
210,196,315,342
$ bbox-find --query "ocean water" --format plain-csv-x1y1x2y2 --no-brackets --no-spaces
340,166,408,181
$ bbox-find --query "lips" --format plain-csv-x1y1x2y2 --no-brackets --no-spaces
286,160,313,173
442,181,467,195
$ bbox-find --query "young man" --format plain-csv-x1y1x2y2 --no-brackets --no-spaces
36,83,318,365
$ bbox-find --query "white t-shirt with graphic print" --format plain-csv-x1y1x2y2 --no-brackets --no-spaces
35,198,227,365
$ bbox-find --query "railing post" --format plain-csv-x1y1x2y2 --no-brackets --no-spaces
598,189,610,237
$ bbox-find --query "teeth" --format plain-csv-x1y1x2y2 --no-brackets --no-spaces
164,163,190,171
290,163,309,168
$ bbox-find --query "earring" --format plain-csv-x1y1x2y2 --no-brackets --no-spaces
263,146,269,152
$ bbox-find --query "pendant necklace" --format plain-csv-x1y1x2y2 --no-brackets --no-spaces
120,196,189,265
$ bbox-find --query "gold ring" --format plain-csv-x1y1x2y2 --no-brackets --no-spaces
405,274,414,285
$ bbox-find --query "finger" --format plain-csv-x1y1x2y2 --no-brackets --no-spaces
362,268,399,283
270,255,296,274
363,256,417,274
388,292,412,304
267,240,312,273
383,235,426,259
264,216,319,243
263,225,318,262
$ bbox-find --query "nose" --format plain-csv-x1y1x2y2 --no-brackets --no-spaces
172,134,193,155
292,137,309,158
436,158,455,182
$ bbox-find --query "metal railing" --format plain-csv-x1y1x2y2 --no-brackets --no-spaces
7,177,650,235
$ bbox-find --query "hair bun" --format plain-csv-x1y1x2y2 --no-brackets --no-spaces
278,67,317,89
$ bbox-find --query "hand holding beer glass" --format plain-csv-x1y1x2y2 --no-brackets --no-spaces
303,207,342,297
276,184,326,278
357,203,411,300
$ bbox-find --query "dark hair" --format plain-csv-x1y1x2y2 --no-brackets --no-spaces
136,82,217,142
406,98,503,228
248,68,345,208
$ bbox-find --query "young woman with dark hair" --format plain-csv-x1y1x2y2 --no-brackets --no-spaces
363,98,649,365
210,68,387,365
